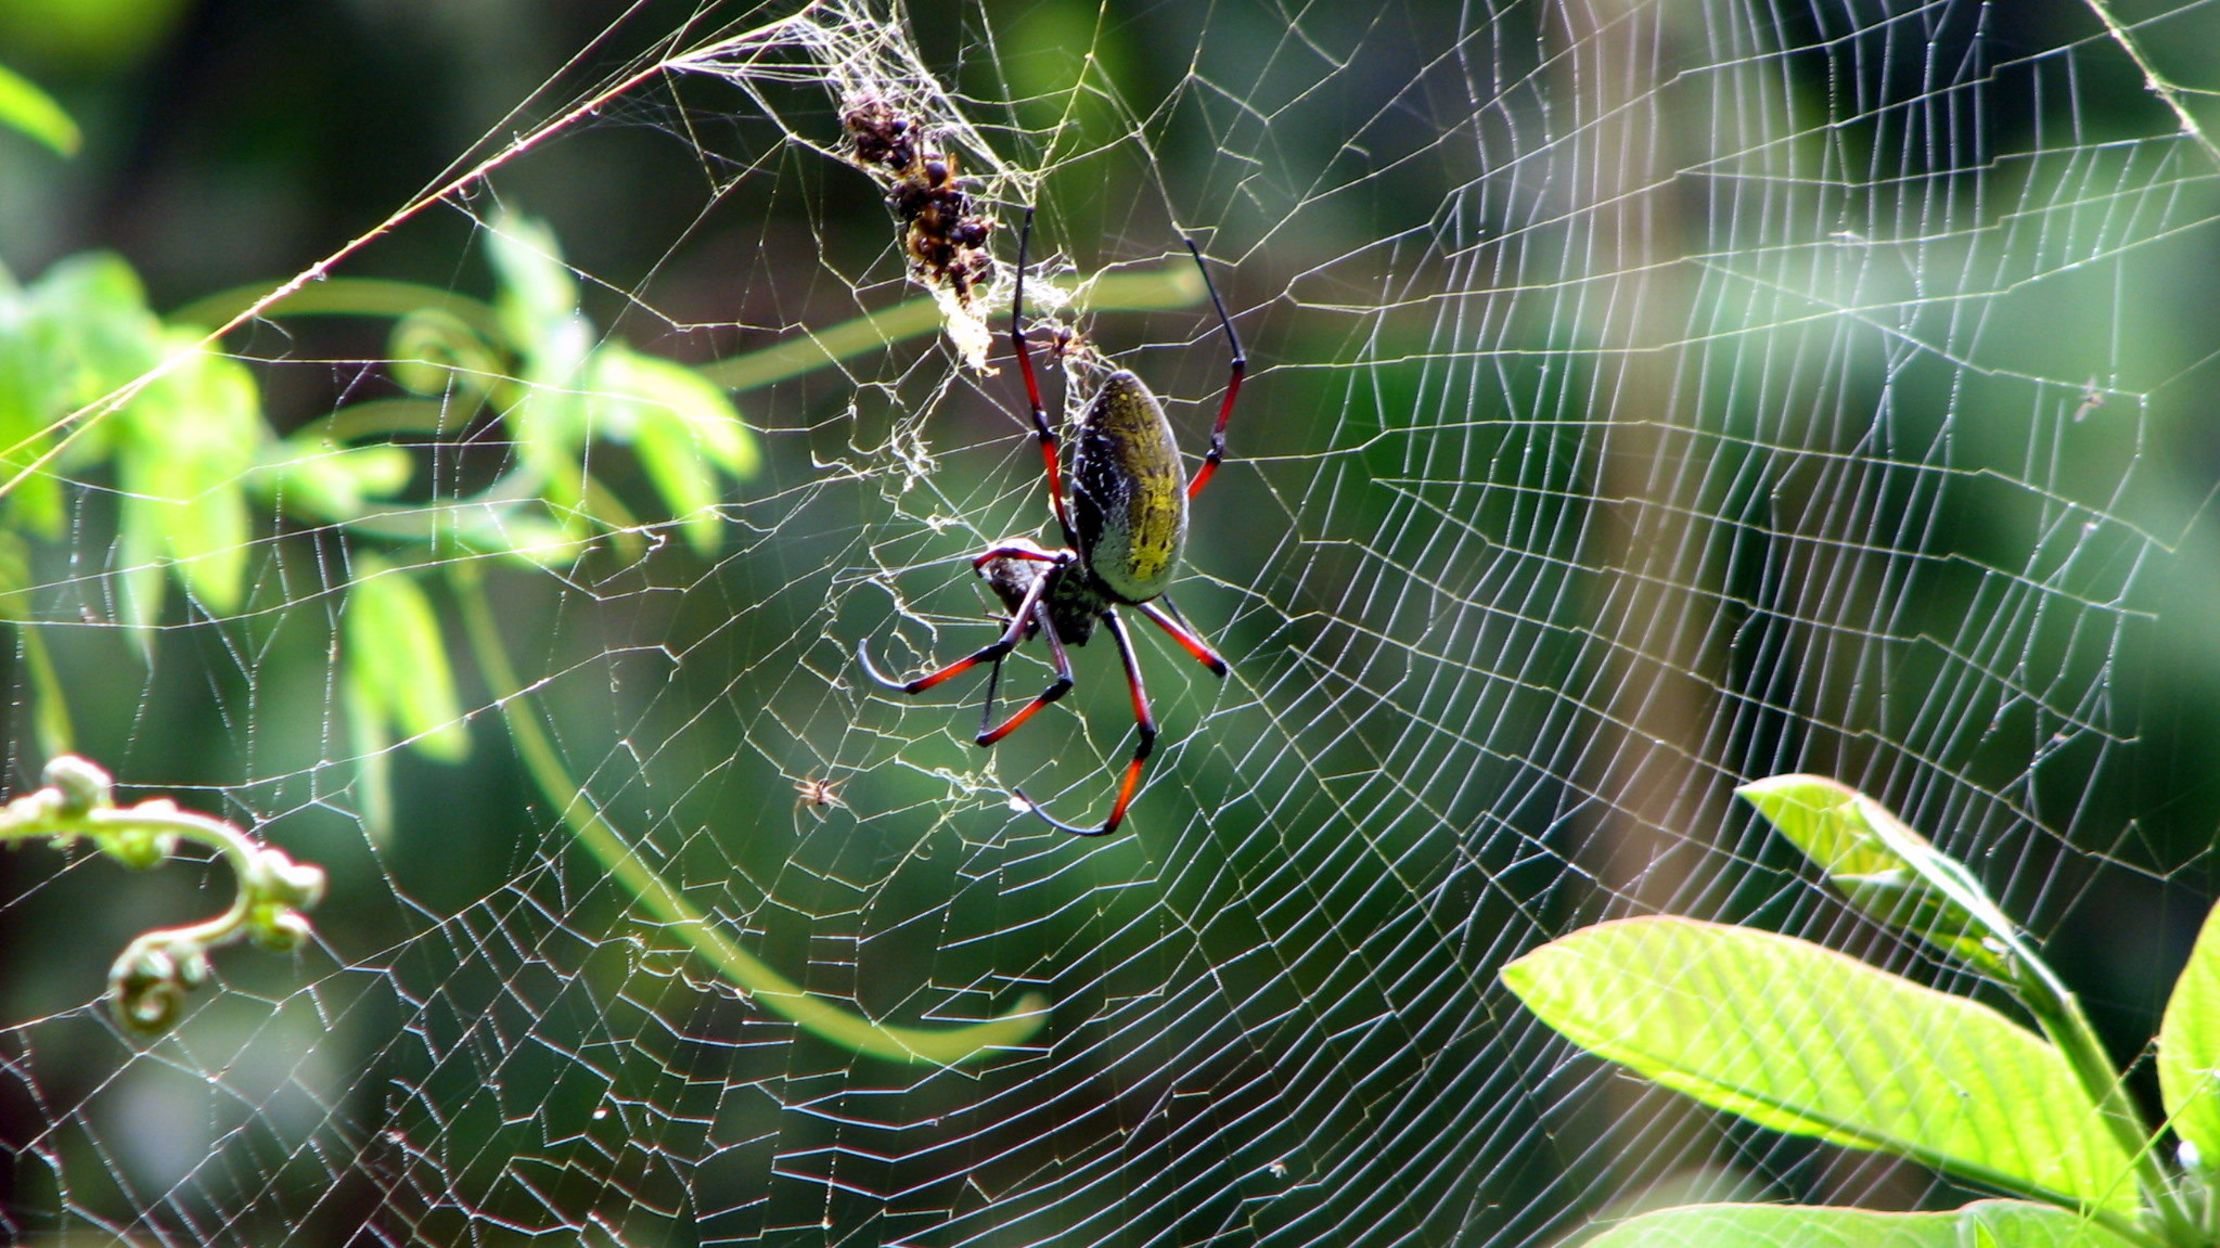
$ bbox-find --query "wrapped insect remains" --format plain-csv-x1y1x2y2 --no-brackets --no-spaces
841,93,996,306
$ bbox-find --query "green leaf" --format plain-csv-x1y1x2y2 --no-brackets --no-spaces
484,212,577,353
0,529,29,622
506,310,594,511
2160,901,2220,1171
0,534,70,756
341,657,394,847
0,286,63,536
0,62,80,157
114,501,165,638
481,212,598,517
473,514,595,567
1500,917,2136,1211
343,562,470,763
258,440,413,521
1738,774,2019,978
33,253,162,407
388,307,500,399
587,344,761,554
1584,1199,2139,1248
26,629,72,759
113,332,264,616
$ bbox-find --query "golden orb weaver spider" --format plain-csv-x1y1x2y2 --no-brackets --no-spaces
857,208,1246,837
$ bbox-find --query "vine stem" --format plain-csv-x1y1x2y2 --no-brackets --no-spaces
448,564,1047,1065
0,756,325,1034
2010,945,2200,1244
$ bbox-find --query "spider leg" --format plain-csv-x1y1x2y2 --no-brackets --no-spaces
1181,236,1247,500
1013,607,1155,837
1012,208,1081,549
976,599,1075,746
857,554,1058,695
976,651,1006,737
1136,597,1229,677
968,542,1062,570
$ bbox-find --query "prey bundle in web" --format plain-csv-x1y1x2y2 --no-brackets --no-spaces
681,1,1027,372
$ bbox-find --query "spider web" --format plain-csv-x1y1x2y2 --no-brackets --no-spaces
2,0,2217,1243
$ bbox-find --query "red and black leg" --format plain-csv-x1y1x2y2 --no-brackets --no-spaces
1136,597,1229,678
1181,236,1246,500
975,597,1074,746
1015,607,1157,838
1011,208,1079,549
857,547,1063,695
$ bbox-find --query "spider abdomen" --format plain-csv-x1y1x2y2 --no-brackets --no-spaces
1069,370,1187,604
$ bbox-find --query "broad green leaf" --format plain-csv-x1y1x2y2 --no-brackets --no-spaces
1584,1199,2137,1248
25,630,71,758
594,346,759,477
487,517,593,567
0,533,69,755
1501,917,2135,1211
0,62,79,157
2160,900,2220,1170
343,563,469,763
20,253,163,490
144,452,248,613
1738,774,2018,977
0,531,29,623
484,213,595,513
588,344,760,554
114,500,165,637
628,407,718,553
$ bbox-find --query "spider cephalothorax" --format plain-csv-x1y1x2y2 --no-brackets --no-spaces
858,209,1246,837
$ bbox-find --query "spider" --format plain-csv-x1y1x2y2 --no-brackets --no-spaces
793,773,848,819
858,207,1246,837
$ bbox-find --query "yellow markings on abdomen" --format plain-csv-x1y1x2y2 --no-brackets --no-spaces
1069,371,1188,604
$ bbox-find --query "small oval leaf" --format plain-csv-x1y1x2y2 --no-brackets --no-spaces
1738,774,2019,977
0,62,80,157
344,563,469,762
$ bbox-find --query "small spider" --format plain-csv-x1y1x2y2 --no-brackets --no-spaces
793,773,848,819
859,208,1246,837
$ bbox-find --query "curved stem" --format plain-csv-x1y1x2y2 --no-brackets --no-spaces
450,565,1047,1065
0,756,326,1035
169,278,503,341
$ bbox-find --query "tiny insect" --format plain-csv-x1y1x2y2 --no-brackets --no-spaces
859,208,1246,837
793,774,848,819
